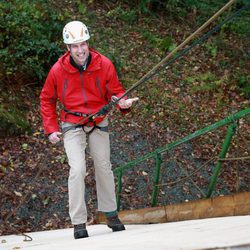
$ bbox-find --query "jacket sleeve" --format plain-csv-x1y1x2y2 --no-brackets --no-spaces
105,61,131,114
40,68,60,134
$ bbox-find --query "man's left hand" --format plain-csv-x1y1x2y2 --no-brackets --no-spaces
118,97,139,109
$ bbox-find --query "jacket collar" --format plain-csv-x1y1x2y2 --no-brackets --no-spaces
70,53,92,72
59,48,102,74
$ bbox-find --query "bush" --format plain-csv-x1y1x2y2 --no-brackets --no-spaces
235,74,250,97
0,0,72,135
0,0,69,85
118,0,250,33
0,103,31,136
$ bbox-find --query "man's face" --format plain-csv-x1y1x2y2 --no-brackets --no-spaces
67,41,89,66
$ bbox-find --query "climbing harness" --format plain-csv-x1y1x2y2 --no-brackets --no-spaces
62,122,108,135
62,107,108,135
62,96,118,134
63,106,89,117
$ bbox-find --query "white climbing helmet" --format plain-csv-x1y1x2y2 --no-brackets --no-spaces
63,21,90,44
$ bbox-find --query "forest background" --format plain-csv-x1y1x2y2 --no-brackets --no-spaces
0,0,249,235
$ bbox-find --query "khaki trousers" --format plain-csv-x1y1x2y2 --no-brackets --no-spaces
62,119,117,225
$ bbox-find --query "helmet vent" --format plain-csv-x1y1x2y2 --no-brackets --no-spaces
69,31,75,39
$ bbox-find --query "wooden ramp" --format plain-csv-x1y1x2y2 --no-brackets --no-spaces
1,193,250,250
1,215,250,250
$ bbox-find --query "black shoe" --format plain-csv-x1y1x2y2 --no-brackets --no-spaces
74,224,89,239
107,215,125,232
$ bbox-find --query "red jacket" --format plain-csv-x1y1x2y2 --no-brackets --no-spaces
40,48,126,134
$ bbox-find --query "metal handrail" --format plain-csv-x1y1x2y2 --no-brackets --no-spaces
114,108,250,210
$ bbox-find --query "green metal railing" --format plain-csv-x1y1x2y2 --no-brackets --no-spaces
114,108,250,210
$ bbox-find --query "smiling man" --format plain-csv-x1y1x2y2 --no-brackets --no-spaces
40,21,138,239
69,41,89,66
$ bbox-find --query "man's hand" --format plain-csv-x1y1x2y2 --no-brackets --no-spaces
48,132,62,144
118,97,139,109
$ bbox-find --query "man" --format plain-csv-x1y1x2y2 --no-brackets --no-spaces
40,21,138,239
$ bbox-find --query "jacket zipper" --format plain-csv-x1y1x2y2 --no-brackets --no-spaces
80,72,91,114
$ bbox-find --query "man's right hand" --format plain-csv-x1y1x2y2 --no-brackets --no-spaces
48,132,62,144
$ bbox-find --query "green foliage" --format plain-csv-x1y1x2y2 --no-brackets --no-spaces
0,87,33,135
138,0,152,14
0,0,70,84
0,103,31,136
106,6,137,24
226,15,250,35
119,0,226,19
205,42,218,58
186,72,222,93
222,1,250,35
77,0,87,15
119,0,249,35
135,0,187,15
235,74,250,97
106,51,123,78
218,59,229,69
158,36,176,54
141,31,175,53
0,0,73,134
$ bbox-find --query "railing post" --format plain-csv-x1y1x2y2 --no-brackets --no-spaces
116,169,123,211
206,123,237,198
151,153,162,207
